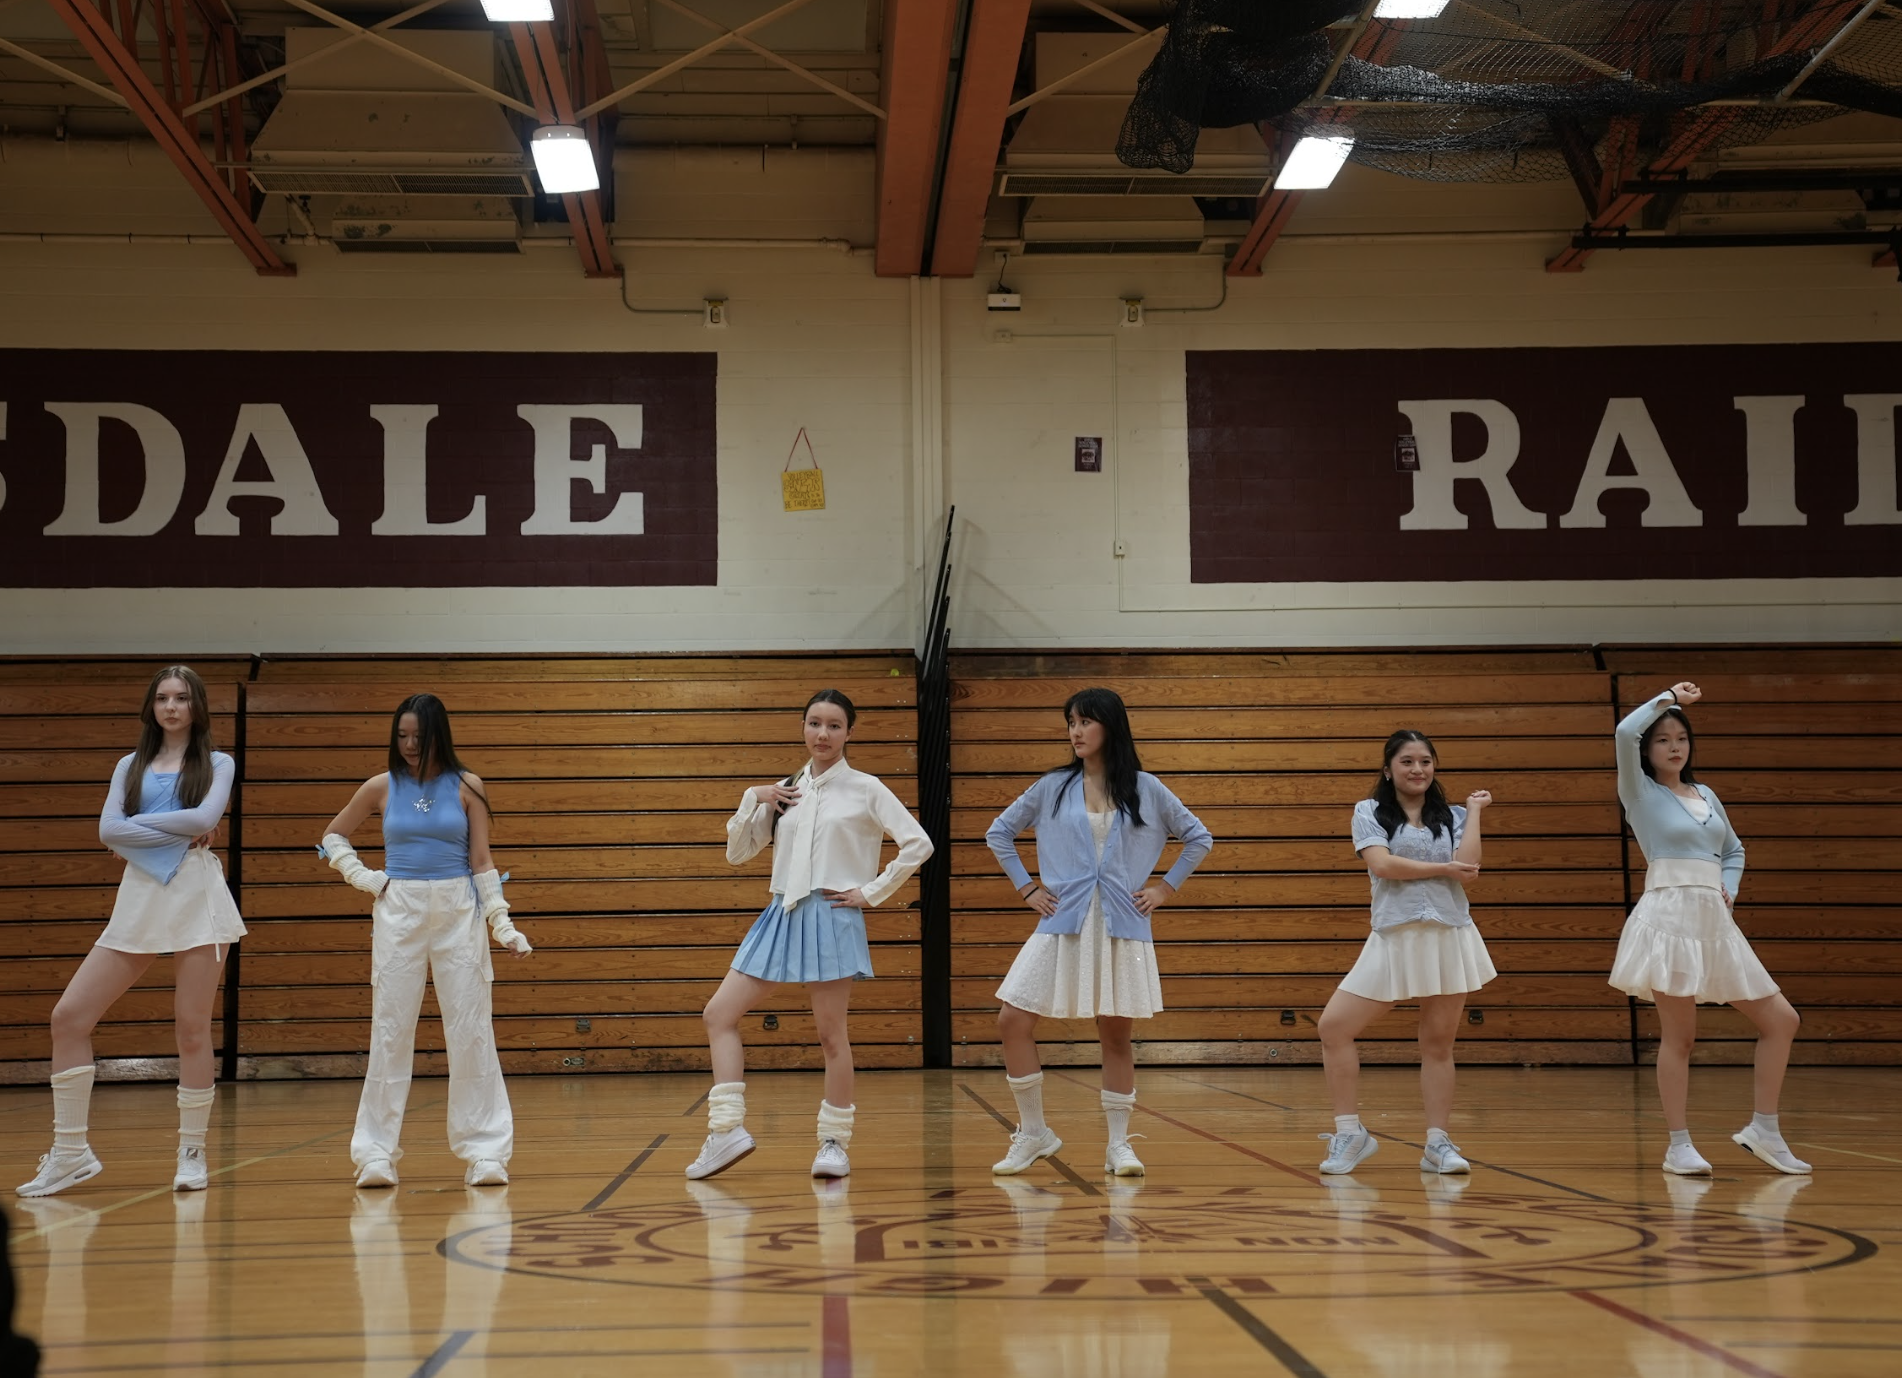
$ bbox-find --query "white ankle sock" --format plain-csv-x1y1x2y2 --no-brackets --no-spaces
1334,1114,1362,1136
1101,1088,1136,1146
817,1101,855,1148
1669,1129,1693,1148
1006,1073,1046,1134
1751,1112,1782,1138
51,1065,95,1154
706,1082,747,1135
1426,1126,1450,1145
178,1085,216,1150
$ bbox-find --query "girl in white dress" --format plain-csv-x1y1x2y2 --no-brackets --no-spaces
17,666,245,1198
1315,730,1495,1177
985,688,1213,1177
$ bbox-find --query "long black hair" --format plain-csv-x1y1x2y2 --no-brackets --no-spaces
1049,686,1145,827
773,689,858,834
125,665,216,813
388,693,490,817
1638,706,1700,786
1370,729,1456,841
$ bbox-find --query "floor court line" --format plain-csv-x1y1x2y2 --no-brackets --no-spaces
580,1133,668,1211
1165,1071,1298,1114
1793,1141,1902,1165
408,1329,474,1378
957,1081,1102,1196
1572,1289,1791,1378
1189,1277,1328,1376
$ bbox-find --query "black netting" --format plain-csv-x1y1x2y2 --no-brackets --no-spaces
1116,0,1902,184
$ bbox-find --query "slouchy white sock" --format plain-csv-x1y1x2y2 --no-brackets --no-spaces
817,1101,855,1147
1006,1072,1046,1134
177,1085,216,1151
51,1065,95,1153
1101,1088,1136,1147
706,1082,747,1134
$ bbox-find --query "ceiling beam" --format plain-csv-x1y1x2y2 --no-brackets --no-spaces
874,0,958,277
46,0,293,276
1548,0,1871,272
928,0,1030,278
510,6,618,279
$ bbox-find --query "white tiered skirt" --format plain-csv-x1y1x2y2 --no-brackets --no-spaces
1338,920,1497,1002
995,896,1164,1020
1609,858,1779,1005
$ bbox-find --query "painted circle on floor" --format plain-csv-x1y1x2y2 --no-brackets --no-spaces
443,1180,1873,1301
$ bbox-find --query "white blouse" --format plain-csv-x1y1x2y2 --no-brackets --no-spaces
725,757,933,909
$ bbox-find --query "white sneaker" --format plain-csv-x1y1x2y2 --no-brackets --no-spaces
1419,1138,1470,1174
173,1145,209,1191
1732,1123,1812,1175
992,1126,1062,1175
1318,1129,1378,1175
16,1148,102,1198
464,1159,509,1187
1105,1136,1146,1177
1663,1141,1713,1176
685,1126,756,1180
355,1159,399,1189
811,1139,850,1178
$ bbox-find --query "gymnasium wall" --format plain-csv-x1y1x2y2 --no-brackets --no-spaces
2,146,1899,653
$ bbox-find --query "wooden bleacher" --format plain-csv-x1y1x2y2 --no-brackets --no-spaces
0,647,1894,1081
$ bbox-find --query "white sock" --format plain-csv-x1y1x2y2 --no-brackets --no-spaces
1426,1126,1450,1145
178,1085,216,1151
1006,1072,1046,1135
1751,1112,1783,1141
51,1065,95,1154
1334,1114,1363,1136
1669,1129,1693,1148
817,1101,855,1148
706,1082,746,1135
1101,1088,1136,1146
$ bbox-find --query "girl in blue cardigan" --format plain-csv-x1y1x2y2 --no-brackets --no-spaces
985,688,1213,1178
1610,681,1807,1177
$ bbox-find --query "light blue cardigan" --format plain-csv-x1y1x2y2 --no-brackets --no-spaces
985,770,1214,942
1617,695,1745,895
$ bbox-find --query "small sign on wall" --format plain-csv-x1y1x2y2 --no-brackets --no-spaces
781,427,825,511
1075,436,1102,473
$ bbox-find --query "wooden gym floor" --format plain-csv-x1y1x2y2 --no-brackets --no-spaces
6,1065,1900,1377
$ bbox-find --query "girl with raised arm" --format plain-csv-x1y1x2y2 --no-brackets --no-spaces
318,693,530,1189
1610,681,1807,1176
692,689,933,1181
18,665,244,1198
985,687,1213,1178
1315,731,1494,1176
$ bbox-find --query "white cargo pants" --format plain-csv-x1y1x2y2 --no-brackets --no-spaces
351,877,513,1168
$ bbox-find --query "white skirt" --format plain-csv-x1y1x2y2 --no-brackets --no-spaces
995,895,1164,1020
97,848,247,955
1338,921,1497,1003
1610,858,1778,1005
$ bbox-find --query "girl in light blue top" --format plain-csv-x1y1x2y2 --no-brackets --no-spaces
1316,730,1495,1178
1609,681,1807,1177
19,665,244,1201
985,687,1213,1179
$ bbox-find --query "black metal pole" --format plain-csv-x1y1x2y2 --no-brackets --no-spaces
918,507,956,1068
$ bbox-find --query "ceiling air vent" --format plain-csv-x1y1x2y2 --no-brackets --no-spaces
999,173,1270,197
334,239,523,254
252,170,533,197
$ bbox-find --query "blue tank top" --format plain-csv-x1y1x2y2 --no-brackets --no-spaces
383,770,471,879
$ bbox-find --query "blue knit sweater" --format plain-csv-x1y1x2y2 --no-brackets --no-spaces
1617,695,1745,895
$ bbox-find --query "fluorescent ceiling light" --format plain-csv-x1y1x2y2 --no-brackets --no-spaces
480,0,554,19
1374,1,1449,16
1274,132,1355,190
530,125,599,194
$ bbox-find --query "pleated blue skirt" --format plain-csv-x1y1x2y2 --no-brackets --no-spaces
731,892,874,983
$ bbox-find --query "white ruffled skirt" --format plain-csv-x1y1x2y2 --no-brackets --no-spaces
1610,858,1779,1005
97,848,246,956
1338,920,1496,1002
995,895,1163,1020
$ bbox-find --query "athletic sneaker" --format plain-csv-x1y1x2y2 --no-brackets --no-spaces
1419,1139,1470,1174
464,1159,509,1187
1105,1136,1147,1177
992,1126,1063,1175
1662,1141,1712,1176
355,1159,399,1189
811,1139,850,1178
1732,1123,1812,1175
16,1147,102,1198
685,1126,756,1180
173,1145,209,1192
1317,1129,1378,1175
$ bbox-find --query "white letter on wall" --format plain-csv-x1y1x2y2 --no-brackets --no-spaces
42,402,187,536
1844,394,1902,525
1396,399,1544,530
194,404,339,535
1735,395,1807,527
517,404,645,536
369,405,487,536
1560,397,1703,528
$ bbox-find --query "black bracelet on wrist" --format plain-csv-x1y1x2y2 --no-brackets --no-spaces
1665,689,1678,703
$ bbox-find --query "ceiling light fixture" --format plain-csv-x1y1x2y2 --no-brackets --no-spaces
1274,132,1356,190
1374,1,1450,17
530,125,599,194
479,0,554,21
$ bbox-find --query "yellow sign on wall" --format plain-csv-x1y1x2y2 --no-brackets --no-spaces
782,427,825,511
